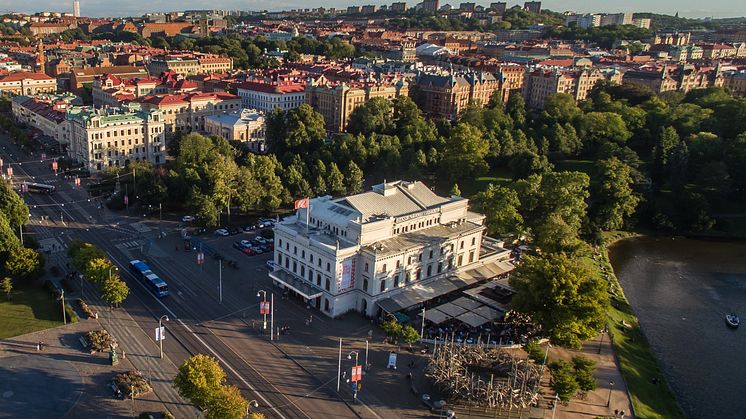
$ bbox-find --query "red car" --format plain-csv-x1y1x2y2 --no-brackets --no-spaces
242,247,256,256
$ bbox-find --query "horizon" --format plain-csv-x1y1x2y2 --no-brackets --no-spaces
2,1,745,20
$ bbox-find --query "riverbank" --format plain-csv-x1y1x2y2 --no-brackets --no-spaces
598,231,684,419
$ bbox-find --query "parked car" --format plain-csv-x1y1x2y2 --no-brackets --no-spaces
232,241,244,251
258,244,271,253
266,260,276,271
255,236,267,245
193,227,207,235
214,228,229,237
227,227,241,235
243,225,254,232
240,239,253,248
253,247,264,255
182,215,195,223
242,247,257,256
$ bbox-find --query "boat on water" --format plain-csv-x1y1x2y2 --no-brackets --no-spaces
725,314,740,328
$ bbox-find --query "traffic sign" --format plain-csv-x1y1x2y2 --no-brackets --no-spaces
197,251,204,265
74,177,80,186
351,365,362,382
260,301,270,315
51,159,58,171
155,326,165,342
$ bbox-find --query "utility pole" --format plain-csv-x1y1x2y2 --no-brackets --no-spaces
218,260,222,304
270,293,274,341
336,338,342,391
158,203,162,237
61,289,66,325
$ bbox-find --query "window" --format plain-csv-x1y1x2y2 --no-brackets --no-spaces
310,254,314,263
416,269,421,281
458,255,463,266
279,239,283,247
324,298,330,311
429,250,433,259
325,278,330,291
364,262,369,272
438,262,442,273
278,254,282,265
300,265,305,276
382,263,387,272
292,261,297,273
460,241,464,250
293,246,297,255
427,265,432,277
380,280,386,292
317,274,321,286
396,260,400,269
363,277,369,292
285,258,289,268
394,275,399,288
326,262,331,272
469,251,475,263
301,250,305,259
471,237,476,246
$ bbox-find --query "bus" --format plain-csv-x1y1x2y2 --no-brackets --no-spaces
24,182,56,194
129,259,169,298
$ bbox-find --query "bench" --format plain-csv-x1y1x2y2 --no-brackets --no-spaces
79,336,89,350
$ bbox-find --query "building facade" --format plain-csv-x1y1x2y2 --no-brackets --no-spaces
271,180,491,318
413,72,498,119
204,109,266,152
147,55,233,76
305,78,408,133
524,68,605,109
236,81,306,113
65,104,166,172
0,72,57,96
137,91,242,136
11,93,80,148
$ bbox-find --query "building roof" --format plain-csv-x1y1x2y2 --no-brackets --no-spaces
336,180,451,222
138,91,239,106
205,109,265,126
0,71,55,82
237,80,306,94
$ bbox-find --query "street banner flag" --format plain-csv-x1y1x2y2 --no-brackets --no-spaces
351,365,362,382
294,197,309,209
260,301,270,315
197,252,204,265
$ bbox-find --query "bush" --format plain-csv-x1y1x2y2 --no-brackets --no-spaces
85,329,116,352
572,355,598,391
64,303,79,323
549,360,579,402
523,339,546,364
114,370,151,398
77,298,96,319
381,319,402,337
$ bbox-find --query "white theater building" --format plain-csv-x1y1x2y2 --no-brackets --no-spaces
271,180,512,318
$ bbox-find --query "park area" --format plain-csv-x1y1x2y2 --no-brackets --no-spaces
0,282,65,340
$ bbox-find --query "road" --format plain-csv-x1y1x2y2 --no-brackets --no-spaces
0,136,359,419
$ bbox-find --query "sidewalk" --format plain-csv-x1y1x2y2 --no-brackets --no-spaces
0,320,171,418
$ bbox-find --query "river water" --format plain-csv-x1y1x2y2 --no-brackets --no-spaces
609,236,746,419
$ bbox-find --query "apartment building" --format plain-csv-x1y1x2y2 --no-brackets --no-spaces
413,71,498,120
11,93,80,148
305,77,408,133
69,65,148,93
524,68,605,109
0,71,57,96
147,54,233,76
236,81,306,113
523,1,541,14
92,71,198,108
622,64,723,94
137,91,241,136
421,0,440,12
204,109,266,152
271,180,498,318
723,71,746,97
65,104,166,172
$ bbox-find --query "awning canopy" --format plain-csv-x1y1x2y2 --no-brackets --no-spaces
456,311,490,328
377,275,466,313
435,302,468,317
269,270,323,299
472,304,503,320
451,296,482,311
421,308,450,325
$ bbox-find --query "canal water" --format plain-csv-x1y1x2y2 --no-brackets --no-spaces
609,236,746,419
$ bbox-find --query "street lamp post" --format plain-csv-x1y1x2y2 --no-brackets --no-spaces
257,290,267,330
159,315,169,359
598,325,608,354
607,380,615,407
246,399,259,417
541,343,552,374
108,265,118,281
550,394,560,419
348,350,360,401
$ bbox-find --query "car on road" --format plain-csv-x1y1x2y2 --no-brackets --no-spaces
214,228,229,237
266,260,276,271
182,215,195,223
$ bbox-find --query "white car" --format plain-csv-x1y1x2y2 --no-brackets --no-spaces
240,239,253,248
182,215,195,223
266,260,276,271
255,236,267,244
214,228,229,237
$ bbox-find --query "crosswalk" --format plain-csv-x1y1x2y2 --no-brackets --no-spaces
119,240,142,250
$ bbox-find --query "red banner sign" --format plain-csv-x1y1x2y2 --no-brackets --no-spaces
351,365,362,382
197,252,204,265
260,301,270,315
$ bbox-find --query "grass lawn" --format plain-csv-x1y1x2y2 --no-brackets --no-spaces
462,167,513,197
0,283,65,340
556,159,596,176
595,234,685,419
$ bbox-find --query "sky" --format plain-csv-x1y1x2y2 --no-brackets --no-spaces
1,0,744,19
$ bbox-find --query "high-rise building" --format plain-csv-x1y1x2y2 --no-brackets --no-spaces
523,1,541,14
422,0,440,12
361,4,378,14
73,0,80,18
391,2,407,12
459,2,476,11
490,2,507,15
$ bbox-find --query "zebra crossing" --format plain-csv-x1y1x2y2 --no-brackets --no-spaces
118,240,142,250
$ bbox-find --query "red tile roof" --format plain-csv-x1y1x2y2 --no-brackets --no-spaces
237,80,306,94
0,71,55,82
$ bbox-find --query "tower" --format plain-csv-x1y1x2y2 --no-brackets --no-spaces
36,42,45,74
73,0,80,18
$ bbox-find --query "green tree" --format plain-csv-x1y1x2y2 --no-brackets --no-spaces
327,162,346,196
101,277,129,307
347,97,394,136
523,339,546,364
85,257,115,285
0,179,29,229
506,93,527,129
1,277,11,300
400,324,421,345
440,123,490,184
174,354,227,409
4,247,43,281
549,360,580,401
204,385,248,419
542,93,582,125
652,126,680,185
381,319,402,338
592,158,640,230
510,252,609,349
472,184,524,238
572,356,597,392
579,112,631,148
0,212,20,254
344,161,364,194
449,183,461,197
266,104,326,155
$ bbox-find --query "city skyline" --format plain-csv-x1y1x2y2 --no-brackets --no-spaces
2,0,745,19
